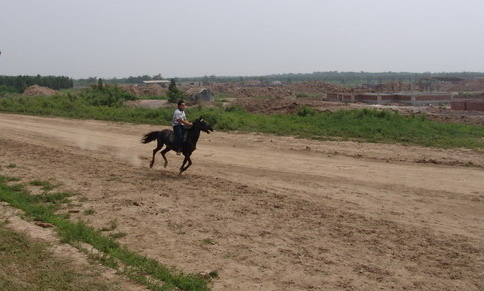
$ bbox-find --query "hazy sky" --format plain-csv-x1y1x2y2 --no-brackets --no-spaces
1,0,483,78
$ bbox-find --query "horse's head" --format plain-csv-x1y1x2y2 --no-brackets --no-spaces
194,116,213,134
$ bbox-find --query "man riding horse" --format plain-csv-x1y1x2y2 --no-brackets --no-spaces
172,100,192,155
141,101,213,174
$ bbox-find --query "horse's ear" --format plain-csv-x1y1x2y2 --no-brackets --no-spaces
199,116,204,122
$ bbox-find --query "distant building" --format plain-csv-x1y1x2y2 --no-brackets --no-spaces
142,80,171,87
185,88,214,102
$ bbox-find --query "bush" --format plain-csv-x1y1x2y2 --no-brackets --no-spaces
80,84,136,107
0,85,19,95
297,106,317,117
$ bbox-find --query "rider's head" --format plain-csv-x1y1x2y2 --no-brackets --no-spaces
177,100,186,110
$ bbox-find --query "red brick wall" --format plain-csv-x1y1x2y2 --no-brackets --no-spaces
451,100,467,110
358,95,378,100
467,100,484,111
415,95,451,101
451,99,484,111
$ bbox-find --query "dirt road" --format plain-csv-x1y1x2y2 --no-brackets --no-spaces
0,113,483,290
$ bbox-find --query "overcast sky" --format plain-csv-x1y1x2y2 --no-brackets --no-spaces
1,0,483,78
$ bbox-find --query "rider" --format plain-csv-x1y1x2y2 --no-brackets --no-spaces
172,100,192,155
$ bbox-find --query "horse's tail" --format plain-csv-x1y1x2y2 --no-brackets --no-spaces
141,131,159,144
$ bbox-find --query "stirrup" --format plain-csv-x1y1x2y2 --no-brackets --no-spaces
176,151,181,155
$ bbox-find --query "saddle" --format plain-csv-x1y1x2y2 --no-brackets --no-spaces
168,131,188,144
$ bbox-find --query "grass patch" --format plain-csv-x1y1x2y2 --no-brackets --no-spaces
83,208,96,215
109,232,127,239
2,92,484,149
202,238,215,245
36,192,72,205
100,219,118,231
5,163,16,169
0,224,120,290
29,180,61,191
0,175,210,291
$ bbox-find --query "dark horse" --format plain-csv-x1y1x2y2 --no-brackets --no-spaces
141,117,213,174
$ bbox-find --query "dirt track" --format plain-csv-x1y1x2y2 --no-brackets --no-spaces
0,113,483,290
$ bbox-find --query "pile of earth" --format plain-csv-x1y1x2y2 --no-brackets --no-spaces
118,84,167,96
234,96,356,114
209,81,352,98
22,85,58,96
372,81,412,92
286,81,355,94
209,83,294,98
448,78,484,92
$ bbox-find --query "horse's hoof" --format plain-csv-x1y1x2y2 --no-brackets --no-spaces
149,163,154,169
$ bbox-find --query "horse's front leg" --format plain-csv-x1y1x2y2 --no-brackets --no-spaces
160,147,171,169
179,155,192,175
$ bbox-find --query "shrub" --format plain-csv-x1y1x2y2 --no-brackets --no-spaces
80,84,136,107
297,106,317,117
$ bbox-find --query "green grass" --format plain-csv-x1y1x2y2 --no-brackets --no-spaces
1,93,483,149
0,224,121,291
29,179,61,191
100,219,118,231
137,95,168,100
202,238,215,245
83,208,95,215
0,176,211,291
6,163,16,169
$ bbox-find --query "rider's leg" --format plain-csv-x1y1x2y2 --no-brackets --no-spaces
173,125,183,154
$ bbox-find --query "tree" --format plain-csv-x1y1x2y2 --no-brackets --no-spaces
167,78,184,103
98,78,104,90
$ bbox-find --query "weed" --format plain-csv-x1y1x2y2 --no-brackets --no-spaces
202,238,215,245
109,232,127,239
29,180,61,191
6,163,16,169
4,176,20,182
79,197,89,202
100,219,118,231
84,208,96,215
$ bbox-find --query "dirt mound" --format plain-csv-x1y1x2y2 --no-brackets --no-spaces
22,85,58,96
374,81,412,92
118,84,167,97
209,81,351,99
234,96,357,114
448,78,484,92
286,81,350,94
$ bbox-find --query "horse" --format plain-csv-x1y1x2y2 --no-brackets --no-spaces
141,117,213,174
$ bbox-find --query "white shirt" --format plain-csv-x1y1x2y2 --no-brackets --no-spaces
172,109,186,126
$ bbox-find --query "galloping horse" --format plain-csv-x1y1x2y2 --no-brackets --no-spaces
141,117,213,174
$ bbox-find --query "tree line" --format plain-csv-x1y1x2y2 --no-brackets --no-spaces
178,71,484,86
0,75,73,93
75,71,484,87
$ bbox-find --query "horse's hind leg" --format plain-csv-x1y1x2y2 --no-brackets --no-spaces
160,147,171,169
150,140,163,168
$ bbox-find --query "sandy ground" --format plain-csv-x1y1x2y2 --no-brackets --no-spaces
0,113,483,290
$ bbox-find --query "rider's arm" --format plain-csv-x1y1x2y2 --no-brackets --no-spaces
177,118,193,126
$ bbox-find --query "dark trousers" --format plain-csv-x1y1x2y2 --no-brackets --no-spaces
173,125,184,151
